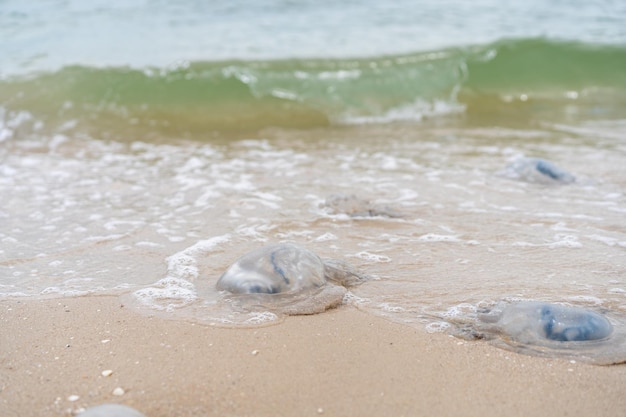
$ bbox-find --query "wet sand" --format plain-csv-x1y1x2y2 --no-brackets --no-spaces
1,295,625,417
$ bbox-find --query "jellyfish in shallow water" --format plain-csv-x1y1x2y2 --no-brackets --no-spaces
216,243,368,315
501,157,575,184
485,302,613,342
323,193,404,218
452,301,626,365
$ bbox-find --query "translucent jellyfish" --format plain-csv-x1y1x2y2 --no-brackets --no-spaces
455,301,626,365
323,193,404,218
78,404,146,417
501,157,576,184
216,243,368,315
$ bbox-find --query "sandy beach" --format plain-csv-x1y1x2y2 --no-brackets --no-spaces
2,2,626,417
1,296,625,417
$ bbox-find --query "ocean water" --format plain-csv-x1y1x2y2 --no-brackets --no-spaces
1,1,626,337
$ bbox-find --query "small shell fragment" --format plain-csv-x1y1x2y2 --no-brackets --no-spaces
101,370,113,377
67,394,80,402
112,387,125,396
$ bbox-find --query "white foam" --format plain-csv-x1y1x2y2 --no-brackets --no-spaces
586,234,618,246
315,232,338,242
133,277,198,312
442,303,477,318
0,109,34,143
270,89,299,100
548,234,582,248
135,241,164,248
551,222,577,232
317,69,361,80
417,233,461,243
165,234,232,280
133,235,231,312
378,302,406,312
340,99,464,125
243,311,279,325
425,321,451,333
354,251,391,263
342,291,370,306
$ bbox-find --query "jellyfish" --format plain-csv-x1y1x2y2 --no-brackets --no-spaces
216,243,368,315
323,193,404,218
452,301,626,365
501,157,575,184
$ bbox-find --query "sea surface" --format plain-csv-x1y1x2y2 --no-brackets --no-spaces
1,0,625,332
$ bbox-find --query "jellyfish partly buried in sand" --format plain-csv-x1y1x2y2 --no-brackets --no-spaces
216,243,368,315
455,301,626,365
323,193,404,218
500,157,576,184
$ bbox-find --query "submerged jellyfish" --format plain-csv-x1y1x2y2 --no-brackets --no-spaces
461,301,626,365
216,243,367,315
485,302,613,343
501,157,576,184
79,404,146,417
323,193,404,218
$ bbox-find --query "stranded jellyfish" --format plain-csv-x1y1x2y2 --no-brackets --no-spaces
483,302,613,342
323,193,404,218
458,301,626,365
79,404,146,417
501,157,575,184
216,243,368,315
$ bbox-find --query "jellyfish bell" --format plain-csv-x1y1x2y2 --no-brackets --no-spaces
493,302,613,344
501,157,576,184
323,193,404,218
216,243,368,315
216,243,326,294
468,301,626,365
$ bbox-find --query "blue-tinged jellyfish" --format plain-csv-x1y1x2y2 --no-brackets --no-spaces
488,302,612,342
501,157,576,184
453,301,626,365
216,243,368,315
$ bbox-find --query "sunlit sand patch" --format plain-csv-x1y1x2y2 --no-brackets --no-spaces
450,301,626,365
217,243,369,315
499,157,576,184
78,404,146,417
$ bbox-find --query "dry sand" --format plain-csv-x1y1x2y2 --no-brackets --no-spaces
1,295,625,417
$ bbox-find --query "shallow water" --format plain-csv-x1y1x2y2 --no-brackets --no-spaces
2,122,625,330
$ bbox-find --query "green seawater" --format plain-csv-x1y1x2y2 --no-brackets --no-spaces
2,38,625,140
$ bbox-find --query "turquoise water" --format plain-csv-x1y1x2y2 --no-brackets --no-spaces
2,0,626,135
1,1,625,343
2,1,626,137
1,39,625,139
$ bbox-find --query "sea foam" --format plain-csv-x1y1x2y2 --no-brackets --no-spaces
133,234,231,312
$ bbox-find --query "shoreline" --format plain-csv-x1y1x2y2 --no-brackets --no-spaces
2,295,626,417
